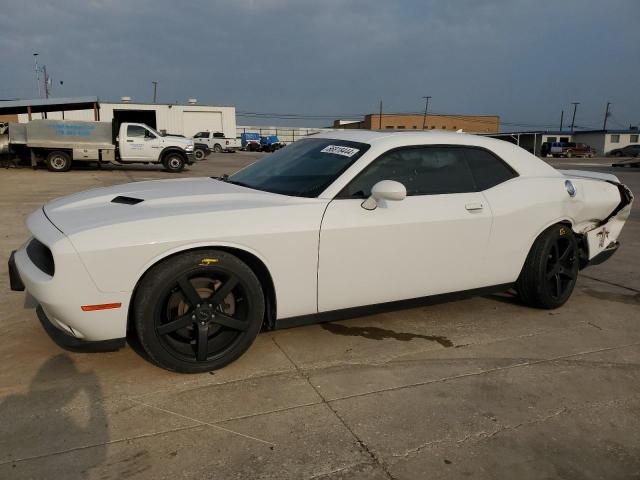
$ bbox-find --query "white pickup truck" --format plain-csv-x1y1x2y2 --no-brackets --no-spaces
0,120,194,172
192,131,241,159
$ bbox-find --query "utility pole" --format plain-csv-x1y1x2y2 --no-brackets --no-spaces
42,65,50,99
559,110,564,131
152,81,158,103
33,53,41,98
570,102,579,133
379,100,383,130
422,96,431,130
602,102,611,131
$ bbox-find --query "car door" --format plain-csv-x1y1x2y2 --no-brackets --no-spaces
317,145,493,312
121,124,157,161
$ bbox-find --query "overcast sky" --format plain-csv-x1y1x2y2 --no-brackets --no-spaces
1,0,638,130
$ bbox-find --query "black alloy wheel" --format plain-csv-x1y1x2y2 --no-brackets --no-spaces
517,224,579,309
134,250,264,372
544,235,578,301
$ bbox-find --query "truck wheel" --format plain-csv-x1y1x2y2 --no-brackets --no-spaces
163,153,185,172
46,151,72,172
194,148,206,161
213,144,223,153
566,150,573,158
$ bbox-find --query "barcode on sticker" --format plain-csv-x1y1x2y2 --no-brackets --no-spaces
320,145,360,157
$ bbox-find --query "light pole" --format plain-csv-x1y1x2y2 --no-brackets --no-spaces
422,96,431,130
33,53,41,98
152,81,158,103
570,102,580,133
602,102,611,131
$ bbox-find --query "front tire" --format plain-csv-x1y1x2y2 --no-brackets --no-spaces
517,224,579,309
134,250,265,372
46,151,72,172
213,144,223,153
163,152,186,172
194,148,206,161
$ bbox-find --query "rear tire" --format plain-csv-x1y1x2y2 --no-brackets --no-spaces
46,151,72,172
134,250,265,373
163,152,186,172
517,224,579,309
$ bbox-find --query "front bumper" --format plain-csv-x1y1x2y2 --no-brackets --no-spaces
37,305,125,352
8,250,25,291
11,208,130,343
186,152,195,164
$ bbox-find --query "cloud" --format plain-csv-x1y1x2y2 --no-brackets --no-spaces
0,0,638,129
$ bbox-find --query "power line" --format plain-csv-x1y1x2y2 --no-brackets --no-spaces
236,108,602,131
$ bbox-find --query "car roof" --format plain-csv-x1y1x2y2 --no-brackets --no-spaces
311,129,560,179
312,129,509,150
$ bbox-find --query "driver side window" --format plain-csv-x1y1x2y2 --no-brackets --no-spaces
127,125,146,138
338,146,476,198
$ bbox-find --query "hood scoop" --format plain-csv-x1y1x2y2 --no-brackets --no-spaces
111,195,144,205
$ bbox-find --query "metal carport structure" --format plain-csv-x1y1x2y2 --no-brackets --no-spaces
0,96,100,121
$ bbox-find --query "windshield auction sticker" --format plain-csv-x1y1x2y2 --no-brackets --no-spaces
320,145,360,157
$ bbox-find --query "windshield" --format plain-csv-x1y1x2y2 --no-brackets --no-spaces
228,138,370,197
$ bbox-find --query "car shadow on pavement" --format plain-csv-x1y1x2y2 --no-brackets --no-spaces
0,354,108,478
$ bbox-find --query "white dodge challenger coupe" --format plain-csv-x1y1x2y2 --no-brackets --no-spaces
9,131,633,372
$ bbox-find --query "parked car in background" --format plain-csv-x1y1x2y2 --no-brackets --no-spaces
550,142,595,158
260,135,285,152
241,132,261,151
608,144,640,158
192,131,241,156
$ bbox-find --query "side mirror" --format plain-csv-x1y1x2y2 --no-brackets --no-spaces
361,180,407,210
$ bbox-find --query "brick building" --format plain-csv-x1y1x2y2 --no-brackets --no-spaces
334,113,500,133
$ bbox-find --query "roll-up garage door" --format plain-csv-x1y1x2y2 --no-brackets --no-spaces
183,111,223,137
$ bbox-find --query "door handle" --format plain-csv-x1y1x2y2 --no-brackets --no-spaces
465,202,484,211
126,139,134,143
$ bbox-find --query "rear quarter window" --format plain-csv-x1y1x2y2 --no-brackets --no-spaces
463,147,518,190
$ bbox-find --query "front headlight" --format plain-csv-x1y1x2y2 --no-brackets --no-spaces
185,144,194,152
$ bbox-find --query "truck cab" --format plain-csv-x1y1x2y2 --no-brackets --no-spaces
118,123,194,170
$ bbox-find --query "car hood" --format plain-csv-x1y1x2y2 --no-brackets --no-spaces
162,136,193,148
43,177,298,235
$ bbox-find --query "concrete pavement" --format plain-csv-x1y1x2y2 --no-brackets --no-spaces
0,153,638,479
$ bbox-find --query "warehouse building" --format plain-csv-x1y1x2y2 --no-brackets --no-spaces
571,129,639,155
333,113,500,133
4,96,237,138
489,128,639,156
